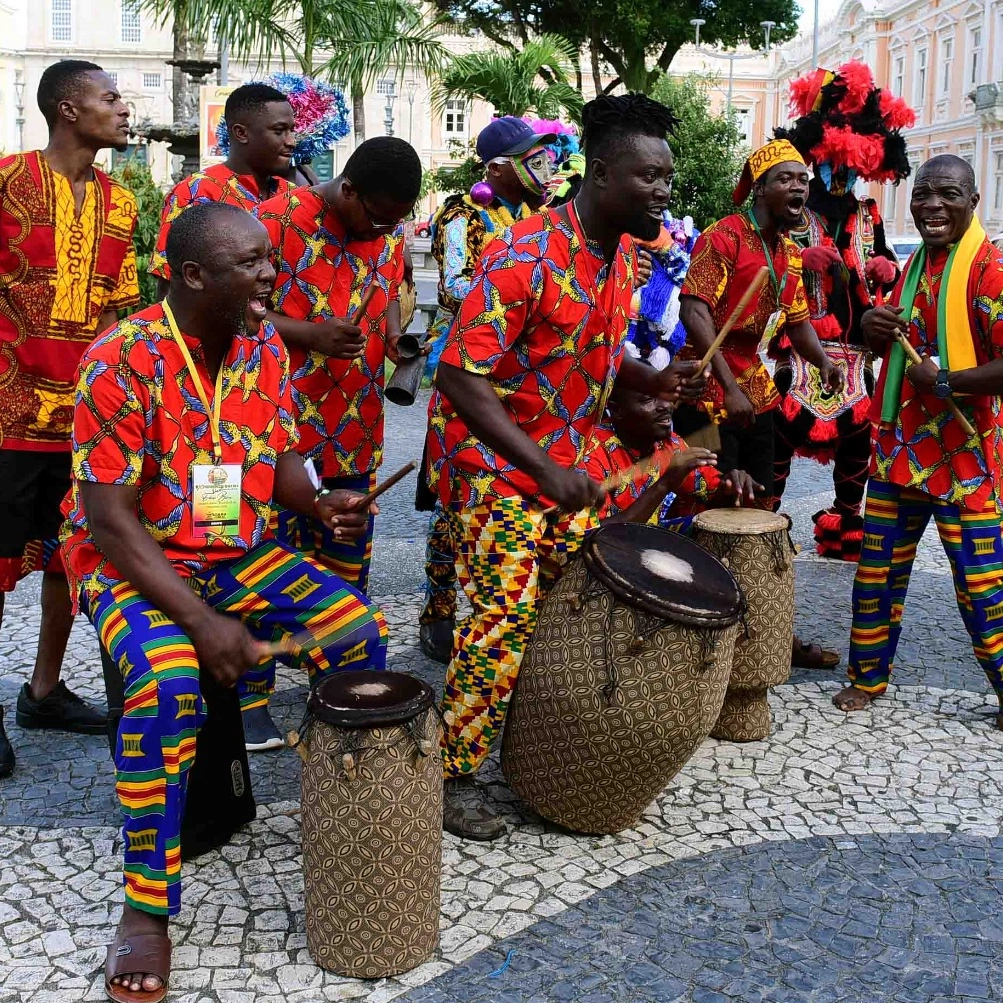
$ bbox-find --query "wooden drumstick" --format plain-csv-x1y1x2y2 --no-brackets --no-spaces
892,331,976,438
352,460,417,509
540,456,667,516
697,266,770,371
351,283,379,325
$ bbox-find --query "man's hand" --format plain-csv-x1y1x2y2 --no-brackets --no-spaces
861,305,907,353
801,245,843,274
723,385,755,427
189,612,264,689
865,255,898,288
906,356,939,393
316,489,379,541
659,358,709,403
538,465,605,512
818,358,846,395
309,318,366,359
659,447,717,493
635,249,653,288
719,469,763,506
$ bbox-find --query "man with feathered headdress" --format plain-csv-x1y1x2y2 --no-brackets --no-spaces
770,61,916,562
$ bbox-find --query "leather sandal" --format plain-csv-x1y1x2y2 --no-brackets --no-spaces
105,932,171,1003
791,638,840,670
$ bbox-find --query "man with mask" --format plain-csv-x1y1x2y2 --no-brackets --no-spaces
417,118,556,662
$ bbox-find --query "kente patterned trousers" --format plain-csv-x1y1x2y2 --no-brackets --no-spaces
441,496,596,777
848,480,1003,703
421,503,458,624
87,539,388,916
237,472,377,712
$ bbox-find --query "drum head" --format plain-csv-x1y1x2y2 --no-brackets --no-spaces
584,523,743,627
693,508,791,535
309,670,434,728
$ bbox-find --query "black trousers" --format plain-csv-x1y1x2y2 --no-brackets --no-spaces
717,410,776,502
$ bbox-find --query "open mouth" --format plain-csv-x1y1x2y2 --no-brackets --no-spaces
921,217,951,236
647,206,667,221
248,296,268,320
787,198,805,213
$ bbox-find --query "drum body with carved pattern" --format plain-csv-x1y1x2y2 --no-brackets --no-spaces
300,670,442,977
501,523,744,834
691,509,796,742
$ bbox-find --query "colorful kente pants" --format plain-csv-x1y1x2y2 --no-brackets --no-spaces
848,480,1003,703
441,496,596,777
237,472,376,712
87,539,388,916
420,503,458,624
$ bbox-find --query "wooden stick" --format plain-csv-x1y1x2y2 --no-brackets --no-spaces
697,266,770,370
354,460,417,509
893,331,977,438
351,284,379,326
541,455,668,516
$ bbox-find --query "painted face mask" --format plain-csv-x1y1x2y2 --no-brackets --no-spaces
506,145,554,196
819,163,857,195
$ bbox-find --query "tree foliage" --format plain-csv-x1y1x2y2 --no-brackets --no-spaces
111,158,164,308
436,34,583,119
430,0,799,95
652,73,747,230
424,139,483,197
139,0,449,139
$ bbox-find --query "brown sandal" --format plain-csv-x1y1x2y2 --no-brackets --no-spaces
791,639,840,670
105,932,172,1003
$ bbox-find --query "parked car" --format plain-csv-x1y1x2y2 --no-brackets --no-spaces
888,237,921,262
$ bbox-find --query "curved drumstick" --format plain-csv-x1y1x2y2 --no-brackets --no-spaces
540,456,667,516
697,266,770,370
352,283,379,325
892,332,977,438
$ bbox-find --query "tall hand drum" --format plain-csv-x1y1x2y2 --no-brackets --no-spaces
300,671,442,978
501,523,744,834
691,509,796,742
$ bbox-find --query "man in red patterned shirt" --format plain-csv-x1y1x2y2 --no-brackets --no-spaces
247,138,421,745
429,94,706,839
148,83,296,285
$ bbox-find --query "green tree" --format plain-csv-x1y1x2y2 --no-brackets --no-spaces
140,0,448,141
111,158,164,308
431,0,798,95
436,34,583,119
652,73,747,230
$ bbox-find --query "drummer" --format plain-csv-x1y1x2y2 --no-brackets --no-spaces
429,92,707,840
586,381,763,526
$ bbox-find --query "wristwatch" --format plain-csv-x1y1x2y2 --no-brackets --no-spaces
933,369,952,399
313,487,331,514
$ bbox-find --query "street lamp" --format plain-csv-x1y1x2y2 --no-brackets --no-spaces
14,68,25,152
384,85,397,137
404,79,418,144
690,18,778,115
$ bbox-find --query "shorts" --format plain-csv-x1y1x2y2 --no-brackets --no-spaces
0,450,70,590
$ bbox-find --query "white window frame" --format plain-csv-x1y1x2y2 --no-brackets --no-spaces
733,107,753,146
886,183,899,228
121,1,142,44
914,46,928,107
993,149,1003,215
376,79,396,97
892,53,905,96
969,24,983,86
938,36,953,98
107,71,118,86
444,99,467,136
51,0,72,41
142,72,161,89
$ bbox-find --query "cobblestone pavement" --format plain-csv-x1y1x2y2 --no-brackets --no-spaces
2,394,1002,1002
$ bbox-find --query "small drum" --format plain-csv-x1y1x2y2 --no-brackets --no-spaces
301,671,442,978
501,522,744,834
691,509,796,742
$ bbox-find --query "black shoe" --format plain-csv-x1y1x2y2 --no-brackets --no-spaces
419,619,455,664
443,777,506,841
15,681,107,735
242,705,285,752
0,707,14,778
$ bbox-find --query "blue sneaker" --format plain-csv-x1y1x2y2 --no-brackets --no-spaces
242,705,285,752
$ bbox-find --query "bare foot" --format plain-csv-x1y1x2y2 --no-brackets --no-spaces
108,903,169,996
832,686,875,712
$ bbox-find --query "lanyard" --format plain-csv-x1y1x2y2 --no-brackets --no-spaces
162,301,226,465
746,210,788,304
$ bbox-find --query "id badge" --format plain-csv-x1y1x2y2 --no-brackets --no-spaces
192,464,242,540
763,309,785,344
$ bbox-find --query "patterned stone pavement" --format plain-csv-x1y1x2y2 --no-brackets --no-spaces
2,394,1002,1002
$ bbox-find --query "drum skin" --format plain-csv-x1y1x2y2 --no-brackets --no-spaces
301,672,441,978
692,509,796,742
501,556,739,835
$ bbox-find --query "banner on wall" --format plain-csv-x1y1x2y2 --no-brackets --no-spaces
199,85,236,166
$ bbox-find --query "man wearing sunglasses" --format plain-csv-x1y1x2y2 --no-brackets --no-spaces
242,137,421,750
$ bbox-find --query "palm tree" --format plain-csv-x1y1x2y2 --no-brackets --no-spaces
435,34,583,120
140,0,448,141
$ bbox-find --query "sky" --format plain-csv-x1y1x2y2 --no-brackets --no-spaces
798,0,845,30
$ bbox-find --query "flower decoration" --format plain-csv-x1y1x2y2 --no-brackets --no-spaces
215,73,350,164
522,117,581,165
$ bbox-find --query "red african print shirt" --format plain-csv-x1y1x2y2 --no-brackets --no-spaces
60,303,299,596
681,212,809,418
428,203,637,507
0,152,139,451
872,237,1003,511
256,189,405,478
149,164,292,279
583,424,720,520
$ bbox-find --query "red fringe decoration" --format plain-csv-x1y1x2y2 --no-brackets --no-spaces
812,127,886,177
811,314,843,342
789,69,831,117
813,509,864,561
779,386,872,456
835,61,874,115
879,91,916,130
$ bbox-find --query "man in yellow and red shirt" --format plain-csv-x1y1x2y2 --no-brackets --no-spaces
64,204,387,998
148,83,296,284
0,60,139,776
